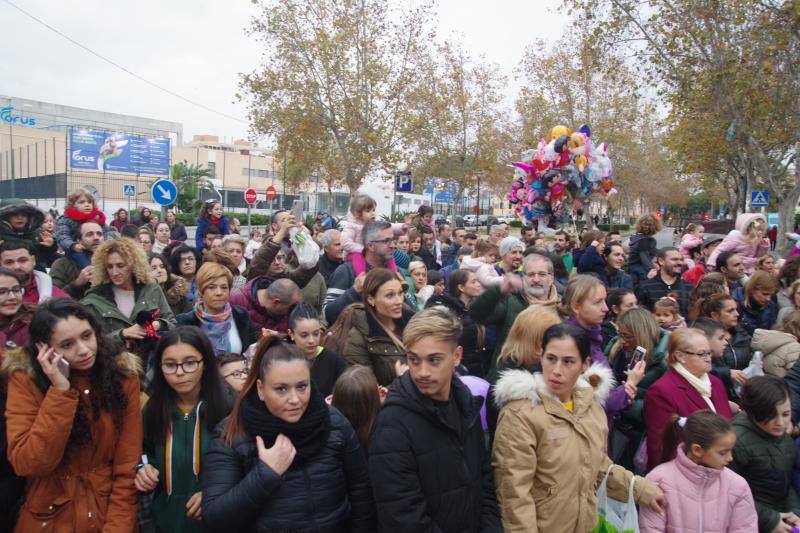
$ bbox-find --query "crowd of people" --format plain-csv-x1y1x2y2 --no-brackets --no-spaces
1,188,800,532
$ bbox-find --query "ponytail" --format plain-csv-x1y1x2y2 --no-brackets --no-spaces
223,336,308,446
660,410,733,464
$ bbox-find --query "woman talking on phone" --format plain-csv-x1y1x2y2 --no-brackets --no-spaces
1,298,142,532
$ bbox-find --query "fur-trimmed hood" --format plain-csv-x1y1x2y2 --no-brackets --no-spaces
1,346,142,378
493,362,615,410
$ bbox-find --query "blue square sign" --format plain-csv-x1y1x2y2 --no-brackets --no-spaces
395,171,412,193
751,191,769,207
123,184,136,197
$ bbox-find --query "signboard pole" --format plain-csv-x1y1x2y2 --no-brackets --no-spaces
248,205,252,234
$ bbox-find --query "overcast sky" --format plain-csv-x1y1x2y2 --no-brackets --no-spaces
0,0,566,145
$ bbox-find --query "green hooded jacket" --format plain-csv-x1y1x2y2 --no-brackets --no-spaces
143,402,210,533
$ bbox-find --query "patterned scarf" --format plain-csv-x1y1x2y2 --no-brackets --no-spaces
194,302,233,354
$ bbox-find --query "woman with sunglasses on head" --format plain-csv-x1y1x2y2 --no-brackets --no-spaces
202,336,375,532
644,327,733,472
136,326,230,533
2,298,142,532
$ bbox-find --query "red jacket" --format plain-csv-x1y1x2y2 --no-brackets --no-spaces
229,276,290,333
644,367,732,472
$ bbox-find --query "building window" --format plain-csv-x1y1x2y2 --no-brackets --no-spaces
208,162,216,179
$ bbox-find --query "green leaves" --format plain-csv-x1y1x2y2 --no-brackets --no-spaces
170,161,214,215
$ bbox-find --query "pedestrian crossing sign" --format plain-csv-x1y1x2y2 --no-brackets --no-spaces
750,191,769,207
123,184,137,197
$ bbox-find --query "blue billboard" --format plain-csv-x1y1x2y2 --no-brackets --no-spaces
69,128,170,175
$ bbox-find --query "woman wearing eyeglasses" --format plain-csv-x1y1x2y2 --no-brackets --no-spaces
170,245,202,305
177,262,255,357
644,327,733,472
0,268,34,353
136,326,231,533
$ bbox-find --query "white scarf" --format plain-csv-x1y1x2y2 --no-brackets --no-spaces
673,363,716,412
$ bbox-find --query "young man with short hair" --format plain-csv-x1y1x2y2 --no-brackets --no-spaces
369,307,501,532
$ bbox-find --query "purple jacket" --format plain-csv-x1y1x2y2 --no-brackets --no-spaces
644,368,732,472
565,316,630,425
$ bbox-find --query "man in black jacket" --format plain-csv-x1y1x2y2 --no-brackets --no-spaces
369,307,502,533
418,226,440,271
635,247,691,316
317,229,343,284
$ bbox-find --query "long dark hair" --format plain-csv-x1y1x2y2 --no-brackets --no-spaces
26,298,129,447
223,337,309,446
332,366,380,451
198,200,222,220
145,326,229,442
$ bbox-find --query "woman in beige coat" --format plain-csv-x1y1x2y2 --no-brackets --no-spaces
753,309,800,377
492,323,665,533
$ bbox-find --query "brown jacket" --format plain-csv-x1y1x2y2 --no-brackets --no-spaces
343,306,412,386
492,364,659,533
2,348,142,532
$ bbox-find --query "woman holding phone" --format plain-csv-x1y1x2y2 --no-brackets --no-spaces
2,298,142,532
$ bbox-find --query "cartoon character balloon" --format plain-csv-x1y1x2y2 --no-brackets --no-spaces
507,122,614,226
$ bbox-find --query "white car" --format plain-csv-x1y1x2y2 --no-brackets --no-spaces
463,214,477,224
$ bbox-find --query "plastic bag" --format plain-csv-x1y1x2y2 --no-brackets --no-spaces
290,227,320,269
592,464,639,533
735,351,764,397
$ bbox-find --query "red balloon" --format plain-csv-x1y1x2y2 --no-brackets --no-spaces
532,154,549,172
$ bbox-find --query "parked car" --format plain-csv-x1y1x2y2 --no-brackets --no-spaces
463,214,477,225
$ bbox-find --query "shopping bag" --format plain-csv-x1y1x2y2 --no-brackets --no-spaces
592,464,640,533
290,228,320,269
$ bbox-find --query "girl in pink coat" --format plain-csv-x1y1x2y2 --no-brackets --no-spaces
708,213,770,275
640,410,758,532
679,223,705,262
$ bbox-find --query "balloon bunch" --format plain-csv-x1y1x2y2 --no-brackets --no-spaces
506,124,616,226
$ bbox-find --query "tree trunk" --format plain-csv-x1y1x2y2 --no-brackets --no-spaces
777,195,797,253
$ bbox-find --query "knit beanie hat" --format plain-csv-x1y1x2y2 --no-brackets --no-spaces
499,236,524,258
393,248,410,270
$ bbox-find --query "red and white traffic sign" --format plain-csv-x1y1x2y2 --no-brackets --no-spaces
244,187,258,205
266,185,277,201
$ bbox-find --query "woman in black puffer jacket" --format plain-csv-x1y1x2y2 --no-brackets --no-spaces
202,338,375,533
426,269,487,376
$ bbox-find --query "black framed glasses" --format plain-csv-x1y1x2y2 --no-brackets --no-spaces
0,286,24,298
370,237,393,244
161,360,203,374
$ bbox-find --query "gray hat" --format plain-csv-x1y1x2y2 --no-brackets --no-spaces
702,236,723,249
499,236,524,257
